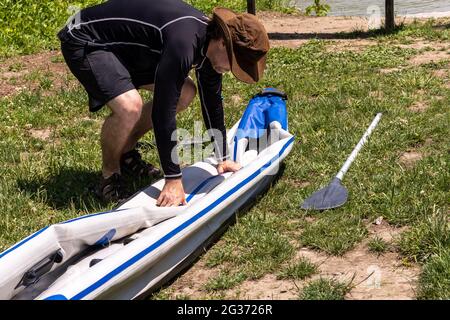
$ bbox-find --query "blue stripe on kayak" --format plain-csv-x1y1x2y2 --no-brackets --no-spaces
0,226,49,260
186,175,221,203
68,136,294,300
44,294,68,300
0,209,131,259
60,208,129,224
233,136,238,162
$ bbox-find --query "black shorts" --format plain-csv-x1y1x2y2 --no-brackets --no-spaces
59,29,158,112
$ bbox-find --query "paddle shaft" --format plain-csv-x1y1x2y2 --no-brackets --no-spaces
336,113,382,181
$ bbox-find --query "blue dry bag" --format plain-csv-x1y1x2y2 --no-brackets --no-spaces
235,87,288,141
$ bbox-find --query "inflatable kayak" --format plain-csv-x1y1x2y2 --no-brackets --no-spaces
0,88,294,300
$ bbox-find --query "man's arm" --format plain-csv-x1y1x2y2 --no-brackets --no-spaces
152,33,196,206
152,42,194,180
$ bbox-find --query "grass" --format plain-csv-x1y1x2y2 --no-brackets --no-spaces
204,270,247,292
417,249,450,300
299,214,368,255
0,0,296,57
368,237,389,255
0,15,449,299
204,211,295,280
277,258,318,280
150,289,193,300
398,209,449,263
300,278,352,300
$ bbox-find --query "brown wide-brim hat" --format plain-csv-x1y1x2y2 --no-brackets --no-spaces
213,7,270,84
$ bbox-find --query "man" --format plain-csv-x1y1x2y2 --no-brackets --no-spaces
58,0,270,206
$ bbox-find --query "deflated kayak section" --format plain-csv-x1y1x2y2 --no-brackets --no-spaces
0,206,182,300
0,88,295,300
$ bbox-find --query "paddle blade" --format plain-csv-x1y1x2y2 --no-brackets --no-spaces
301,178,348,211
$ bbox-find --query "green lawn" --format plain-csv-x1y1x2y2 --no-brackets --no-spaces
0,0,295,57
0,4,449,299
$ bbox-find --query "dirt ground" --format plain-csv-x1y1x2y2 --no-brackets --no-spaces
259,12,374,49
0,51,73,97
160,220,420,300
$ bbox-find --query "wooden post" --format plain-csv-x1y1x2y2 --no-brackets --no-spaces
385,0,395,31
247,0,256,15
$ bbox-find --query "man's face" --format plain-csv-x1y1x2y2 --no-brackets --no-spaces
207,39,231,74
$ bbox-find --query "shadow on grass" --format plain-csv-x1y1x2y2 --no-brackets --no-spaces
17,167,162,212
434,23,450,30
17,168,102,212
268,24,406,41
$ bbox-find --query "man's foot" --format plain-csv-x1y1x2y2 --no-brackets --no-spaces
94,173,131,203
120,149,161,179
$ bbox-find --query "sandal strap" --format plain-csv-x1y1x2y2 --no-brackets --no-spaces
121,149,160,177
96,173,129,201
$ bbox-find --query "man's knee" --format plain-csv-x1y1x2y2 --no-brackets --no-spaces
108,90,143,123
177,78,197,112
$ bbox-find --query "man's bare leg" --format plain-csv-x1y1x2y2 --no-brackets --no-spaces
122,77,197,153
122,99,153,153
101,89,143,178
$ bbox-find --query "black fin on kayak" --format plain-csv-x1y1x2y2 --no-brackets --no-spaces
89,259,103,268
123,237,135,245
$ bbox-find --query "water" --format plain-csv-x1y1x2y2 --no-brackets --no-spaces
295,0,450,17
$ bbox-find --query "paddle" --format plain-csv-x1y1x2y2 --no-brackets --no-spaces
301,113,383,211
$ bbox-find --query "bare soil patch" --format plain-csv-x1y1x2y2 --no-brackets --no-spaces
369,90,385,100
0,51,74,98
162,221,419,300
224,222,419,300
324,39,374,53
29,128,52,141
408,101,429,113
227,274,298,299
230,94,243,105
396,40,437,51
379,67,402,74
409,50,450,66
399,151,423,168
433,69,448,78
258,13,371,49
161,260,221,299
380,42,449,74
287,178,311,188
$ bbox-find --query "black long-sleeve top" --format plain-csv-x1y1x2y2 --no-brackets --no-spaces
65,0,228,178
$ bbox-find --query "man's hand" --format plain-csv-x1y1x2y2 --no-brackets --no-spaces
217,160,242,174
157,178,187,207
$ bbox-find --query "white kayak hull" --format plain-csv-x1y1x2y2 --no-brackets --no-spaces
101,173,279,300
0,92,294,300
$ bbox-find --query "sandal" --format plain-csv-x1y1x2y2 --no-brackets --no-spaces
120,149,161,179
94,173,131,203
